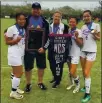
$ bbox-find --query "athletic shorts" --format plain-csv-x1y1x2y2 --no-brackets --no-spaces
80,51,96,61
70,56,80,64
8,55,24,66
24,51,46,71
67,56,71,63
8,46,24,66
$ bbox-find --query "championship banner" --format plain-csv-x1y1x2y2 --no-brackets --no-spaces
49,34,71,76
25,27,45,51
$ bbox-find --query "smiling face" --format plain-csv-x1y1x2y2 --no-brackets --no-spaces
53,12,62,25
83,12,92,24
69,18,77,29
32,8,41,17
16,15,26,27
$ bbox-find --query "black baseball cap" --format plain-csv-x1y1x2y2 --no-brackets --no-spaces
32,2,41,9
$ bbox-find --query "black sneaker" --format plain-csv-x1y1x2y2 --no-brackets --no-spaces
49,79,55,83
52,82,60,89
38,83,47,90
25,84,32,93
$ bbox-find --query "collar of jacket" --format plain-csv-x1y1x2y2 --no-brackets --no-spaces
50,22,64,34
26,15,48,28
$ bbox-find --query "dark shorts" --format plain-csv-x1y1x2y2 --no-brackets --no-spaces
67,56,71,63
24,51,46,71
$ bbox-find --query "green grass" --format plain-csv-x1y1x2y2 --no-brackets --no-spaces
1,18,101,103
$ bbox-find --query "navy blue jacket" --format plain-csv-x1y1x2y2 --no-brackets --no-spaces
25,15,49,49
47,24,72,61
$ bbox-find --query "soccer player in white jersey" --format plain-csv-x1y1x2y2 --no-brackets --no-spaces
5,13,26,99
80,10,100,103
66,17,83,93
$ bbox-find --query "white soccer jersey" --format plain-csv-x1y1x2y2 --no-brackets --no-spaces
6,25,25,66
69,28,82,57
81,22,100,52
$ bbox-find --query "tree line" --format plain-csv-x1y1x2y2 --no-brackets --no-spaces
1,4,101,21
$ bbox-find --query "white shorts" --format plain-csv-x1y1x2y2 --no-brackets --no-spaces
70,56,80,64
80,51,96,61
8,55,24,66
8,46,24,66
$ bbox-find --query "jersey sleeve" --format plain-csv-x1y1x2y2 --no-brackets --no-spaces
6,27,13,37
77,29,82,38
96,24,100,33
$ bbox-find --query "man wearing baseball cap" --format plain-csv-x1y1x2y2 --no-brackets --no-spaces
24,2,49,92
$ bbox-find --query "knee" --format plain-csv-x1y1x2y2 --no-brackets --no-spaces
14,72,23,78
70,69,74,76
84,70,89,78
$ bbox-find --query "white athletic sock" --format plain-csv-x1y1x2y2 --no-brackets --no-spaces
11,73,14,81
12,77,20,91
69,73,74,85
85,78,91,94
72,77,75,85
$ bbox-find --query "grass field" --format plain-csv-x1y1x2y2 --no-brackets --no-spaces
1,18,101,103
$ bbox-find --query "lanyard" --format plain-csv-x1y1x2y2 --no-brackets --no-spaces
86,21,93,31
70,27,76,35
70,27,76,36
85,21,93,40
69,27,76,39
53,25,59,34
16,24,25,37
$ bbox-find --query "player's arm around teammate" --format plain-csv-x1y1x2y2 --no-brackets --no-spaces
66,17,83,93
5,13,26,99
80,10,100,103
